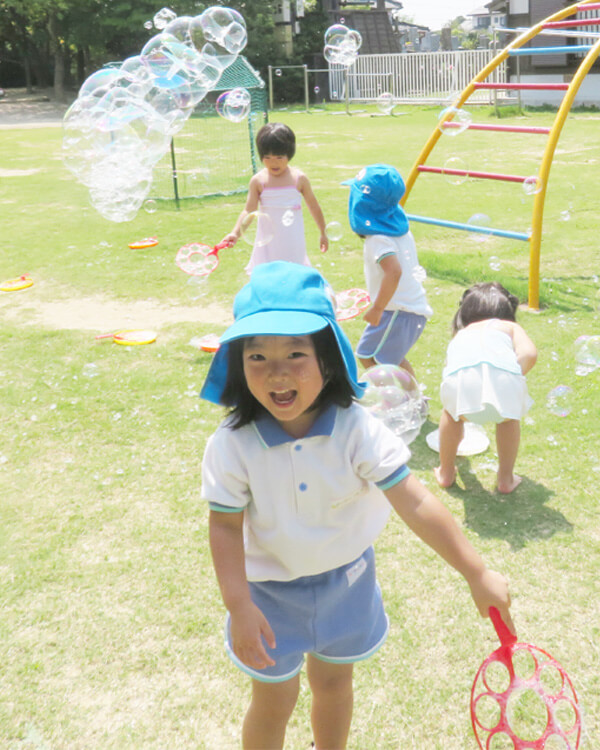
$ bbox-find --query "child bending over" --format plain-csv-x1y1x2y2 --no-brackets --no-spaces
435,282,537,494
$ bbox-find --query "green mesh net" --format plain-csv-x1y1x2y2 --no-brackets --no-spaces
150,57,268,203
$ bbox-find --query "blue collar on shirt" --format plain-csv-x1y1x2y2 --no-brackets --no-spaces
253,404,337,447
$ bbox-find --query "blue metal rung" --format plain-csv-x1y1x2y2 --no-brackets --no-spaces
509,45,593,55
406,214,531,241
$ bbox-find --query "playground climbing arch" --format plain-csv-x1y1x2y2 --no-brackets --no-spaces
400,0,600,310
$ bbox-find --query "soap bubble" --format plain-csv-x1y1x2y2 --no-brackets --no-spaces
154,7,177,30
442,156,468,185
144,20,154,31
186,275,210,299
314,86,320,95
326,221,343,241
376,92,394,115
62,5,247,223
143,199,157,214
216,87,251,122
523,175,543,195
361,364,427,444
467,213,492,240
275,68,282,77
560,210,571,221
323,24,362,67
82,363,99,378
546,385,573,417
489,255,501,271
240,210,275,247
437,106,472,136
574,334,600,374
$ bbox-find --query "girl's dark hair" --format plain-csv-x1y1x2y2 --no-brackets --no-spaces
221,326,355,429
255,122,296,160
452,282,519,334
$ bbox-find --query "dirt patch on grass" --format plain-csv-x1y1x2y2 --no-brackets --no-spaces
0,286,233,333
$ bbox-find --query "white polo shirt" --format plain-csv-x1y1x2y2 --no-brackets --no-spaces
202,402,411,582
363,232,433,318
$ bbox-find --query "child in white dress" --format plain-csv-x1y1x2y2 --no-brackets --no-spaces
221,123,328,273
435,282,538,494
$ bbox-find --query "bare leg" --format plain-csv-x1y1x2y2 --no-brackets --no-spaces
496,419,522,494
399,357,416,381
434,409,464,488
307,655,354,750
242,675,300,750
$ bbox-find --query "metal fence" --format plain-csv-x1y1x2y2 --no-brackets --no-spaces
329,49,509,105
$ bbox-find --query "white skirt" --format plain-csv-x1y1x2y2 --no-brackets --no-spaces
440,363,532,425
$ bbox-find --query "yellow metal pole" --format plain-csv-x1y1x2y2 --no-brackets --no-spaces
528,37,600,308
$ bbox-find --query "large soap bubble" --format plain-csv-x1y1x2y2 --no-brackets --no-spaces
361,364,427,444
437,106,472,136
63,6,247,222
216,87,251,122
323,24,362,67
574,334,600,374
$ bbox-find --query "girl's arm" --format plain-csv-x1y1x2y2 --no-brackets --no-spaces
298,173,328,253
221,176,262,246
209,510,276,669
510,322,537,375
384,474,515,632
363,253,402,327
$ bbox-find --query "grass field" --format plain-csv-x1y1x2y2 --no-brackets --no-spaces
1,102,599,749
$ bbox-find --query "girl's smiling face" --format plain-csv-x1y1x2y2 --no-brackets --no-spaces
262,153,289,177
242,334,324,438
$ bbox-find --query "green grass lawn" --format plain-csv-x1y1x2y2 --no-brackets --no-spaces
1,103,599,749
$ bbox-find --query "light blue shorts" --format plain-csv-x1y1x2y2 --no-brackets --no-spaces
224,546,389,683
356,309,427,364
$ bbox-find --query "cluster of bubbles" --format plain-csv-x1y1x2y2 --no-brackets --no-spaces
62,6,248,222
546,336,598,416
323,24,362,67
361,364,427,445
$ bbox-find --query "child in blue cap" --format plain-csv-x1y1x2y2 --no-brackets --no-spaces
344,164,432,382
200,262,513,750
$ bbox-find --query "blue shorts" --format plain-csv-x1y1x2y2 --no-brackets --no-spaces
356,310,427,364
224,547,389,683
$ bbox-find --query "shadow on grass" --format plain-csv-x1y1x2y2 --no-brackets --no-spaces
411,425,573,551
449,462,573,551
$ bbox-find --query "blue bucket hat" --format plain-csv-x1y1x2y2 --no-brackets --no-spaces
343,163,409,237
200,261,366,404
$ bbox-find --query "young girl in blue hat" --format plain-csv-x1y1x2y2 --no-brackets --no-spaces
201,261,513,750
344,164,432,382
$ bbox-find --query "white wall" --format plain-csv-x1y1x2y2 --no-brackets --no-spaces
512,74,600,106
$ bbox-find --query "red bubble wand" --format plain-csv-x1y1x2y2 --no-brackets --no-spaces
175,240,232,277
471,607,582,749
